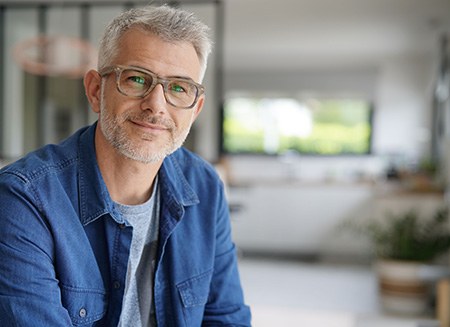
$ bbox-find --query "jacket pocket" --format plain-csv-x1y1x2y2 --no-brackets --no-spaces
177,269,213,308
60,284,108,326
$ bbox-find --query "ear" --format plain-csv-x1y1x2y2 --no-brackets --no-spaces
84,69,102,114
191,95,205,122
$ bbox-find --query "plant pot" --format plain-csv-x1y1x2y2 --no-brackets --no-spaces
376,259,432,316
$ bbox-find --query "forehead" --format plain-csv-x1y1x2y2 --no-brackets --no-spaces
113,28,201,81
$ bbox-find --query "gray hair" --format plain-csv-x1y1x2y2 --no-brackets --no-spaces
98,5,212,80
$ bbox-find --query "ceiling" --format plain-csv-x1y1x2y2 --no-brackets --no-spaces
223,0,450,72
3,0,450,73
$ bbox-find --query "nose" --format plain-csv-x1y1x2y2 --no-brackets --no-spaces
140,83,167,113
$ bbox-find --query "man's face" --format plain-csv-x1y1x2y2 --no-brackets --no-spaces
96,28,204,164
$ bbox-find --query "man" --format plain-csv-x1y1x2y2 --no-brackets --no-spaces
0,5,251,326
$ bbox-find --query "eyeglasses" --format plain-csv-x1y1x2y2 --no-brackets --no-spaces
100,65,205,109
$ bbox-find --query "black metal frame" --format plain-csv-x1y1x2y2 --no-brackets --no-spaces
36,5,47,146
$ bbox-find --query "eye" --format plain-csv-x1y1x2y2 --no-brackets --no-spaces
120,69,150,89
129,75,146,85
169,83,186,93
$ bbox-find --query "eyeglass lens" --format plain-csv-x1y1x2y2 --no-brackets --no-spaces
118,68,199,108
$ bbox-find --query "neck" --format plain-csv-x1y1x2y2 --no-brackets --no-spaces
95,128,163,205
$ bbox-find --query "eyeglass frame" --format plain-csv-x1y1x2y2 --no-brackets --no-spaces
99,65,205,109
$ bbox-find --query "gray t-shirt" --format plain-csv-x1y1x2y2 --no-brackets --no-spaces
116,181,160,327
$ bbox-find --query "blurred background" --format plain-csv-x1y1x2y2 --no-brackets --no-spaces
1,0,450,326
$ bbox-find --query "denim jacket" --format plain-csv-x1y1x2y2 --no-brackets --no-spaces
0,123,251,326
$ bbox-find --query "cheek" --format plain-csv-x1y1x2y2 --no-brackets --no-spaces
100,95,132,120
176,113,196,130
100,81,127,112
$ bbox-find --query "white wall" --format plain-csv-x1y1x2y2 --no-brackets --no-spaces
373,56,435,161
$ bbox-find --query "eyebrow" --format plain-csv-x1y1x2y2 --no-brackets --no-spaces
128,65,195,82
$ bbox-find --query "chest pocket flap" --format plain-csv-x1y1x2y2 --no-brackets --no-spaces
177,269,213,308
61,285,108,326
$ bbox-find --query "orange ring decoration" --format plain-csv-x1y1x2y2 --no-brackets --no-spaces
13,35,98,78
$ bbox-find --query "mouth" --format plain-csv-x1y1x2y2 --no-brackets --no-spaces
130,119,170,132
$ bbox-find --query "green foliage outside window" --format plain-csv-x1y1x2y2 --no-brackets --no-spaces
223,97,372,155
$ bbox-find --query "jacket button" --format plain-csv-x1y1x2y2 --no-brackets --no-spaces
79,308,87,318
119,223,126,229
113,281,121,289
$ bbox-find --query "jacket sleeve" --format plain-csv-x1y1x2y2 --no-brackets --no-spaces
202,182,252,326
0,174,73,326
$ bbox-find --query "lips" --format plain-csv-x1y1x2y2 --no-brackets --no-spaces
133,120,168,130
128,115,174,132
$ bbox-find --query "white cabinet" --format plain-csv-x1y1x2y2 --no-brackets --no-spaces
229,181,445,260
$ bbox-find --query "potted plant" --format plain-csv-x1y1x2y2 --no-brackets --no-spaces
346,207,450,316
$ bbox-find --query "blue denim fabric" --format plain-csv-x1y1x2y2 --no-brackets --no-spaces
0,123,251,326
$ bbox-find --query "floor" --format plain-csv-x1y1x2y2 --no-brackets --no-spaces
238,257,440,327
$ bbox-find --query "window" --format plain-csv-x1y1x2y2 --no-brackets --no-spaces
222,96,372,155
